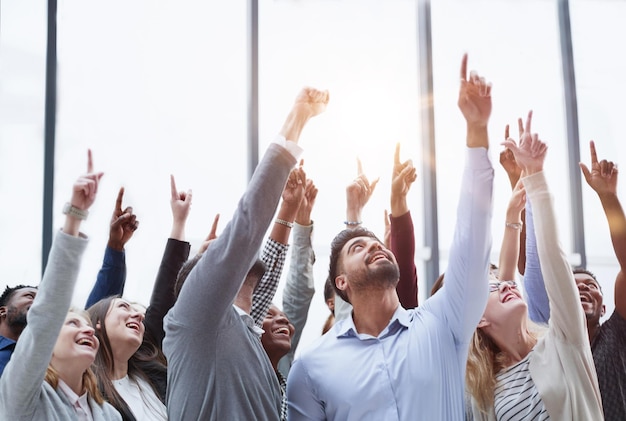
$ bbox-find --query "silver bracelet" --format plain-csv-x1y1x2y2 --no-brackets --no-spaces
275,218,294,228
505,221,523,230
344,220,362,226
63,202,89,220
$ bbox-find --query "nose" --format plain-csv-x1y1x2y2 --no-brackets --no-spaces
577,282,589,291
131,311,145,323
83,325,96,336
366,240,384,253
500,282,513,293
275,312,289,325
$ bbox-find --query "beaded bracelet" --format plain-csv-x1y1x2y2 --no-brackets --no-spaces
275,218,294,228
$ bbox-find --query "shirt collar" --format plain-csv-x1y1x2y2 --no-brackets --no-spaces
57,379,92,417
0,336,16,350
336,305,410,339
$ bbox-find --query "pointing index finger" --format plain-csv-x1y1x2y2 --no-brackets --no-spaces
525,110,533,134
357,157,364,176
589,140,598,165
115,187,125,213
460,53,468,81
394,143,401,166
170,175,178,199
87,149,94,173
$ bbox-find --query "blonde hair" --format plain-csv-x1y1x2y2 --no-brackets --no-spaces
45,308,104,405
466,320,546,413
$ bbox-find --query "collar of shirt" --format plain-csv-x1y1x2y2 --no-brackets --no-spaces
233,305,265,337
0,336,16,350
336,305,410,340
57,379,94,421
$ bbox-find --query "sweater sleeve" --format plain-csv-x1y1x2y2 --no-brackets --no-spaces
279,222,316,377
251,239,289,327
390,211,418,309
144,238,190,348
522,200,550,324
0,231,88,418
85,246,126,308
165,144,296,331
523,171,587,344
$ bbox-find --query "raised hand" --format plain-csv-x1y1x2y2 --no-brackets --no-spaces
108,187,139,251
457,54,492,128
197,214,220,256
295,178,318,226
580,141,618,197
392,143,417,197
70,149,104,212
507,179,526,216
383,209,391,249
293,87,330,119
500,125,523,188
502,111,547,175
282,164,307,209
346,158,379,225
170,175,192,241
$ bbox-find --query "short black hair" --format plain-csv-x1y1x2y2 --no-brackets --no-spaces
0,285,37,307
323,277,334,302
573,267,602,293
328,227,381,304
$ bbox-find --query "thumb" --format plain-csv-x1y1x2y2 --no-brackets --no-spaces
111,212,130,229
579,162,591,184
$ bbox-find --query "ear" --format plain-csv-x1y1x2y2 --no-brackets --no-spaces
335,275,347,292
477,317,490,329
95,322,102,331
601,304,606,318
326,298,335,312
0,306,6,319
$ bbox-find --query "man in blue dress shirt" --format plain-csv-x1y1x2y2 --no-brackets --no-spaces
0,285,37,376
287,54,494,421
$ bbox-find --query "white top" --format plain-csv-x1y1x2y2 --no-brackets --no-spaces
494,353,549,420
112,375,167,421
57,379,94,421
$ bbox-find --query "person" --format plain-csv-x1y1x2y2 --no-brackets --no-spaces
87,174,194,420
85,187,139,308
162,87,328,420
287,54,493,420
0,150,122,420
465,112,603,420
321,278,335,335
333,144,419,322
0,284,37,376
522,140,626,420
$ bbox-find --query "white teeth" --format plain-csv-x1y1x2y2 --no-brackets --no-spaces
273,327,290,335
77,339,92,346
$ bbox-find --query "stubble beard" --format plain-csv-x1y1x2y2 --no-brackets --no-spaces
6,306,27,333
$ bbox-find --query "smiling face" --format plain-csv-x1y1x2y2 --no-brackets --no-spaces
103,298,145,353
575,273,605,323
51,311,99,371
335,236,400,301
0,287,38,336
261,305,295,362
481,280,527,329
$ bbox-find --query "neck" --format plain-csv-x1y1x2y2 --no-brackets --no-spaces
234,286,254,314
111,349,133,380
0,323,21,341
350,289,400,337
492,326,536,366
54,363,86,396
587,318,601,345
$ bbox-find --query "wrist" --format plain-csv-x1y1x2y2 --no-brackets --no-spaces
107,240,125,251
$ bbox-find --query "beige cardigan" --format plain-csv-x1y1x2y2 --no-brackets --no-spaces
468,171,603,420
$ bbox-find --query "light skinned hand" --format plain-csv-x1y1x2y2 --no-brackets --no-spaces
457,53,492,128
501,111,547,175
579,140,618,197
197,214,220,256
70,149,104,211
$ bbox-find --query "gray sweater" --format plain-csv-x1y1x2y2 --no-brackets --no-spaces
163,143,295,420
0,231,121,420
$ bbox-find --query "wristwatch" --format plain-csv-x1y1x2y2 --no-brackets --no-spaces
63,202,89,220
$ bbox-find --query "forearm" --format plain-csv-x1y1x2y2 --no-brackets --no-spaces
85,246,126,308
145,238,190,346
390,211,418,308
522,201,550,324
498,208,523,281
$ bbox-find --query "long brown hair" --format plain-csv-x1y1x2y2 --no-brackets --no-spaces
88,296,166,421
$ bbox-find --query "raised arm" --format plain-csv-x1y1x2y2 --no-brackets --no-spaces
580,140,626,319
0,151,99,417
390,143,418,309
251,165,306,326
424,53,493,344
85,187,138,308
498,179,526,281
504,111,588,343
167,87,328,328
500,127,527,275
279,177,318,377
143,175,192,347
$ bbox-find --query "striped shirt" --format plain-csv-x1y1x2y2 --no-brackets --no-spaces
494,352,549,420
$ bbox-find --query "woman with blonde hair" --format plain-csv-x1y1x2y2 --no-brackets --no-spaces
466,113,603,420
0,151,121,420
